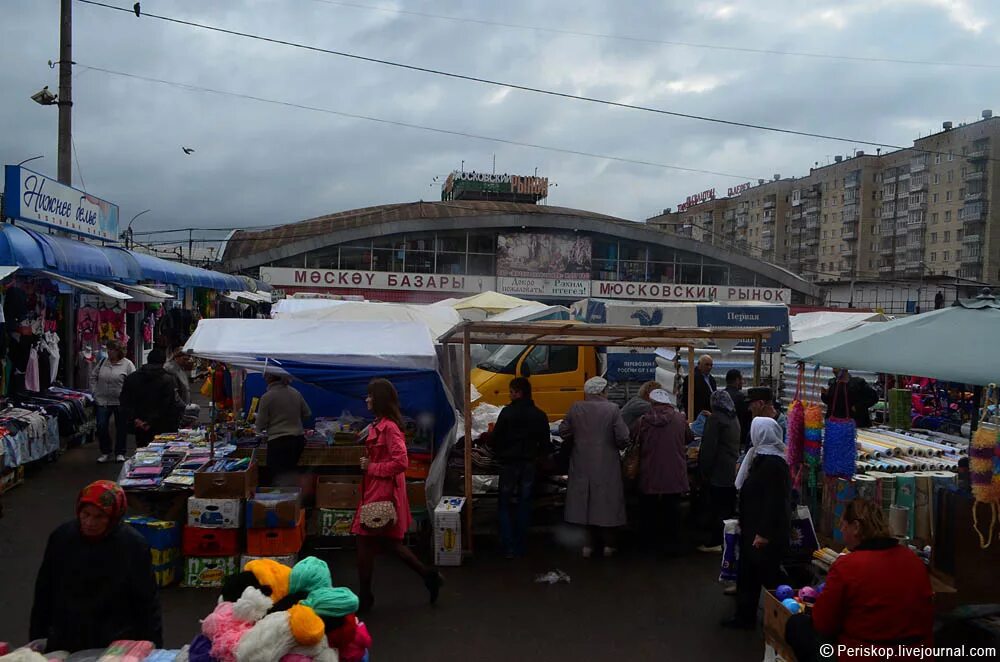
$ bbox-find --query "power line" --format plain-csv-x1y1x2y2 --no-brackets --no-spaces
77,0,917,153
76,63,762,180
71,135,87,191
311,0,1000,71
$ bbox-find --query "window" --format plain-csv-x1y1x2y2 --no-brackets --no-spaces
943,250,950,261
931,252,937,262
956,249,963,259
961,167,967,177
932,213,939,224
945,211,952,222
946,191,953,202
522,344,578,376
948,150,954,162
944,231,951,242
933,193,939,203
957,229,963,241
948,171,954,183
935,154,942,164
931,233,938,243
823,230,827,239
339,247,371,270
933,173,940,185
959,187,965,198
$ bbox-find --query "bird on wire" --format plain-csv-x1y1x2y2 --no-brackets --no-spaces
133,3,140,18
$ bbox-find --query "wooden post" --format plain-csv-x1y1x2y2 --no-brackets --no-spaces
463,327,474,554
753,335,763,387
687,346,696,423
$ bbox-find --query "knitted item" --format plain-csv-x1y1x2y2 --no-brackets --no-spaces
301,587,359,618
244,559,293,603
288,557,332,597
237,609,337,662
287,605,325,648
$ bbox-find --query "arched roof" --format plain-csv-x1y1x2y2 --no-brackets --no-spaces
222,200,820,298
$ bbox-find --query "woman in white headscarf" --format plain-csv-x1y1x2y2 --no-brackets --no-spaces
722,417,791,629
558,377,631,558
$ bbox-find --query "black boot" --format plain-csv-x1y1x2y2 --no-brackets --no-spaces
424,571,444,605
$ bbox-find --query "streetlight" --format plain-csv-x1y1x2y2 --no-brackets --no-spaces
16,155,44,167
122,209,151,249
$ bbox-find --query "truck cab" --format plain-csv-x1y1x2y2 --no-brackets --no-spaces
471,344,599,421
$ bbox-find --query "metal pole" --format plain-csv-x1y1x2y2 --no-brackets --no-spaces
58,0,72,185
463,326,474,554
687,346,696,423
189,229,194,264
753,335,763,386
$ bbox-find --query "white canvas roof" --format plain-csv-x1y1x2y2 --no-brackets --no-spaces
488,303,570,322
270,300,462,340
789,311,890,343
271,297,354,317
183,319,438,371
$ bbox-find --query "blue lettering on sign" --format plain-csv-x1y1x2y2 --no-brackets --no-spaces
696,305,790,349
22,175,73,218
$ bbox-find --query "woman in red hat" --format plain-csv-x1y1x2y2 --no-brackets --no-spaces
30,480,162,653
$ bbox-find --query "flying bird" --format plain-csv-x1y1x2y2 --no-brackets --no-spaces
182,147,195,155
134,3,140,18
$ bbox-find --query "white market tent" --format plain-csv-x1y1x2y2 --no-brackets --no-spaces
787,293,1000,386
271,297,355,318
487,303,570,322
789,311,890,343
183,319,438,372
269,300,462,341
450,291,534,314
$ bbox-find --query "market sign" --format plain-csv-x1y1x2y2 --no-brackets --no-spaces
496,233,591,280
497,276,590,299
594,281,791,304
3,165,120,241
676,188,716,212
728,182,752,196
259,267,495,293
441,171,549,198
696,305,790,350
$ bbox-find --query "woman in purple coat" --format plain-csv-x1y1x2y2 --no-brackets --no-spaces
632,389,694,555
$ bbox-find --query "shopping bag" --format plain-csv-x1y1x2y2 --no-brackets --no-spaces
719,518,740,582
622,442,640,481
788,504,819,556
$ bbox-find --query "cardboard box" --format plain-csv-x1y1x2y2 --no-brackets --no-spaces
407,481,427,513
194,462,258,499
240,554,298,569
246,511,306,556
182,526,241,557
153,561,181,588
762,590,800,662
317,508,356,537
188,497,243,529
434,497,465,566
184,556,239,588
246,488,302,528
124,516,181,566
315,477,361,509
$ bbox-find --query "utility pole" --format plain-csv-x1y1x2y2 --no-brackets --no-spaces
58,0,73,185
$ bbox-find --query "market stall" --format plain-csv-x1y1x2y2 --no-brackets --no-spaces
439,320,775,553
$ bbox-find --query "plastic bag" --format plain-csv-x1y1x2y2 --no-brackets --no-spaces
534,569,571,584
788,505,819,556
719,518,740,583
690,412,708,437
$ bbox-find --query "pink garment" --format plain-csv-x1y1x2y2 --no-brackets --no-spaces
339,622,372,662
351,418,413,540
202,601,255,662
25,347,40,392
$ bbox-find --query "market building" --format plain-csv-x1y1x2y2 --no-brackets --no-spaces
221,199,823,306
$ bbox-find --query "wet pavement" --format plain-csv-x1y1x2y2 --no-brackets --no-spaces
0,441,762,660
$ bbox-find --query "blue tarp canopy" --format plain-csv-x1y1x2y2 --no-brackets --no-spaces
182,319,456,449
0,224,45,269
22,227,116,279
100,246,144,282
130,250,244,290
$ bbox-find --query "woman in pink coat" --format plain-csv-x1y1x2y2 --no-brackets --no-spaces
352,378,444,613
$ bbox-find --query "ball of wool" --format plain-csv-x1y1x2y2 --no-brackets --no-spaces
798,586,819,604
301,587,360,618
782,598,802,614
775,584,795,601
288,556,332,596
287,604,326,647
244,559,293,604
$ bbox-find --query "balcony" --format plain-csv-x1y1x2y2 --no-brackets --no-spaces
764,199,776,210
968,149,989,162
965,191,987,202
908,210,927,227
961,250,982,265
910,177,928,192
958,266,983,280
963,234,981,245
908,200,927,212
842,246,857,257
879,264,895,274
965,170,986,182
763,211,776,224
804,236,819,246
804,205,820,216
843,228,858,241
911,159,928,173
961,202,987,222
761,238,774,251
879,245,895,257
881,206,896,219
845,174,860,189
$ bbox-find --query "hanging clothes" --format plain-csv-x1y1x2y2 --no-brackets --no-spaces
25,347,41,392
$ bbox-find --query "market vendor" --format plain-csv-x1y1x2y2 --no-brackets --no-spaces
30,480,163,653
255,372,311,485
785,498,934,662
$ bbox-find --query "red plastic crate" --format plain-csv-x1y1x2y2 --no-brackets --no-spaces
182,526,240,557
246,511,306,557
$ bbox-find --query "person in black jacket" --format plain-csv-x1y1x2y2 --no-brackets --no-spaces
680,354,717,417
492,377,550,558
821,369,878,428
724,369,751,450
30,480,163,652
723,417,791,629
120,348,183,448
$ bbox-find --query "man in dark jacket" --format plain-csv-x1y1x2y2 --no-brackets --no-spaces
492,377,550,558
31,480,163,652
680,354,717,416
120,348,182,448
724,369,751,449
821,369,878,428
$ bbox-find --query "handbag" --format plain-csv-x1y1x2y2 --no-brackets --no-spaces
359,500,397,531
622,441,640,481
824,379,857,478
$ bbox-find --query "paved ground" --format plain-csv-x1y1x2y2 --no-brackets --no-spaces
0,442,764,660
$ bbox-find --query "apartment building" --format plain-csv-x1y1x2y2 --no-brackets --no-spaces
649,109,1000,291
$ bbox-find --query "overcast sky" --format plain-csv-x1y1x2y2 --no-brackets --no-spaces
2,0,998,247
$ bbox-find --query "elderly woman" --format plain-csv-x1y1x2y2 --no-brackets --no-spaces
785,499,934,662
90,340,135,464
697,390,742,553
559,376,630,558
722,417,791,629
620,380,662,429
632,389,693,555
30,480,162,652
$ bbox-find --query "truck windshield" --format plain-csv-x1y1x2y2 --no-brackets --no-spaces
476,344,527,374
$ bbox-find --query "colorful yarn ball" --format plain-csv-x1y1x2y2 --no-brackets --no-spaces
823,417,857,478
798,586,818,603
775,584,795,601
782,598,802,614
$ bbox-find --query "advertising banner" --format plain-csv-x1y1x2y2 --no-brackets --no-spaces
496,233,591,280
695,305,790,350
259,267,495,294
593,281,791,304
605,352,658,382
4,166,119,241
